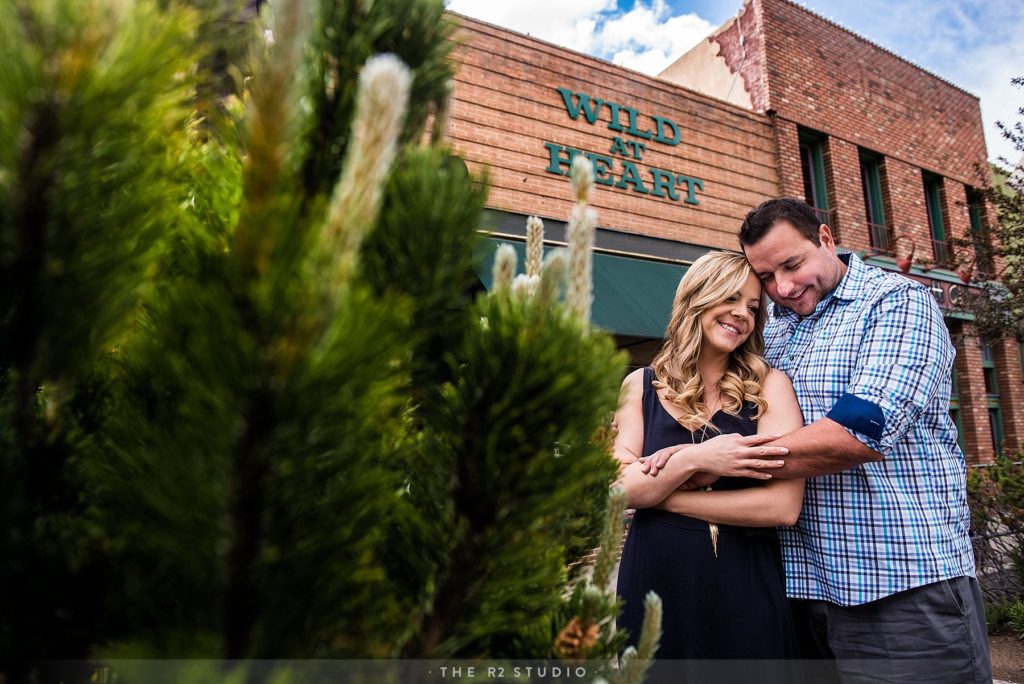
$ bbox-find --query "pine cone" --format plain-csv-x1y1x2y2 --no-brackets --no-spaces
555,616,601,659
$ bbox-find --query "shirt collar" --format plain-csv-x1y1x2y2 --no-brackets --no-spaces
771,251,862,321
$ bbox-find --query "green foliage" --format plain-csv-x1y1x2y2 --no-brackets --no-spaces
956,76,1024,342
549,490,630,662
1011,600,1024,640
1,0,631,675
968,456,1024,616
402,290,624,657
0,0,201,669
0,0,196,384
984,598,1024,639
359,147,488,404
300,0,455,199
613,592,662,684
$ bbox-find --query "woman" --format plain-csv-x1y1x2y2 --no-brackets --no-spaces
613,251,804,664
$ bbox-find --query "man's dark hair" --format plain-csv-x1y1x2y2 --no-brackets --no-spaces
739,198,823,247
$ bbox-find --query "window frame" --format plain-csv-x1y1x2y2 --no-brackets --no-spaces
923,172,949,265
966,187,993,277
860,149,889,253
981,343,1004,455
799,128,830,216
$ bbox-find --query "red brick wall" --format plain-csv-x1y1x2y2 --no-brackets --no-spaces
446,8,1016,462
995,337,1024,455
754,0,989,266
704,0,771,112
769,116,802,199
821,137,862,248
757,0,987,181
952,324,994,465
446,15,779,251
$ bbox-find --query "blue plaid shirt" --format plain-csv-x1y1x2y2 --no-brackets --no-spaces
764,252,975,606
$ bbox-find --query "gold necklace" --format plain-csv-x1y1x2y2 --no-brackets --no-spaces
695,401,721,559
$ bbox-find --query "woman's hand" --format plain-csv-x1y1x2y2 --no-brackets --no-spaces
637,444,686,476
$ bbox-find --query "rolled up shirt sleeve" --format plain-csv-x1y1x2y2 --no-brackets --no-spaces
825,285,954,458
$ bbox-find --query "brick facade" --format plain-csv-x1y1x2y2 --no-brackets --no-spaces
447,15,779,252
751,0,1008,462
756,0,987,177
742,0,987,272
995,337,1024,453
446,1,1019,462
951,324,995,464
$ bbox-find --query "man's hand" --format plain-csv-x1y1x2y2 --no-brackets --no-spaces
692,432,788,479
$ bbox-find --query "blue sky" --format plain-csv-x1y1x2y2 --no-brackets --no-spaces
445,0,1024,167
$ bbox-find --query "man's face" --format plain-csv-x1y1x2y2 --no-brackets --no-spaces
743,220,846,317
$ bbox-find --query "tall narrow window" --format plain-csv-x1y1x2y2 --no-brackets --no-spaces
923,172,949,266
799,128,830,225
860,149,889,253
1019,340,1024,380
966,187,993,277
981,344,1004,455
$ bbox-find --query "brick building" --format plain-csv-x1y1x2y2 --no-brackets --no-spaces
445,0,1023,464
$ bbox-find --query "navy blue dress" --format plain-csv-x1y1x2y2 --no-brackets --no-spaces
616,368,798,665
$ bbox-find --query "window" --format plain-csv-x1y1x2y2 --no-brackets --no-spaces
981,343,996,393
799,128,830,225
966,187,993,277
1019,340,1024,380
860,150,889,253
981,344,1003,455
923,172,950,266
949,365,965,453
989,407,1004,456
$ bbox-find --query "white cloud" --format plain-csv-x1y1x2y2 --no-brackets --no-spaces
941,35,1024,169
445,0,715,74
444,0,617,52
597,1,715,74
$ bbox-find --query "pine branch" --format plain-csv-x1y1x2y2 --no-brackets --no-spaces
6,100,58,444
592,488,627,590
222,390,274,658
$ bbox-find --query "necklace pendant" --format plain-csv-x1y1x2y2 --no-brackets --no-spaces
705,484,719,557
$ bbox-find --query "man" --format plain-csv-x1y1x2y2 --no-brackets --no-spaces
641,198,990,682
739,198,989,682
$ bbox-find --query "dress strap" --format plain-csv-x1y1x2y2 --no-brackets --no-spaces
641,367,658,431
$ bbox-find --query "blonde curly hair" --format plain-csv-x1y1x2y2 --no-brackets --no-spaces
650,251,770,432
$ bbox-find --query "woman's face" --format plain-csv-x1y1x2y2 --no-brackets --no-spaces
699,272,762,357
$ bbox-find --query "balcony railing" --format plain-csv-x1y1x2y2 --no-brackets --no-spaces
932,239,952,268
868,222,894,255
810,206,834,226
974,246,995,279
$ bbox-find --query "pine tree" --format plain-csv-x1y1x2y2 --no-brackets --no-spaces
0,0,201,668
1,0,660,678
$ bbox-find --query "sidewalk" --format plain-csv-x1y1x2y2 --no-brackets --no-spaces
992,632,1024,684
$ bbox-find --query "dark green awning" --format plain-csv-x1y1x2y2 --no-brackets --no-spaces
474,238,687,339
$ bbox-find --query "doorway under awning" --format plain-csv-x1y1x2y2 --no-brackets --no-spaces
473,236,687,340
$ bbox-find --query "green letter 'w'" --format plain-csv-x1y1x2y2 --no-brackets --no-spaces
556,87,604,124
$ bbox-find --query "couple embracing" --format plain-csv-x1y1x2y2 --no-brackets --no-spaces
613,198,991,683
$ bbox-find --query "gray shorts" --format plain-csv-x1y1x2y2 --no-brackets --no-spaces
790,576,992,684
